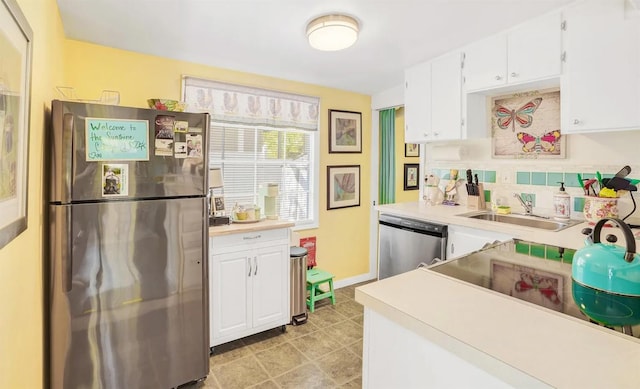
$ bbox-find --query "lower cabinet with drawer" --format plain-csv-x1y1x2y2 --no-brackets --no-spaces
447,225,512,260
209,228,290,350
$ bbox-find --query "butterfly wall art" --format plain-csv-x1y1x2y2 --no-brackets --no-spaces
493,97,542,132
491,90,564,159
516,130,561,153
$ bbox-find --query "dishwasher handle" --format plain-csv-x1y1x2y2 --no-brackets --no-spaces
379,219,447,238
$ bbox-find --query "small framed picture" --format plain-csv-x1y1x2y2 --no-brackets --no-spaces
405,143,419,157
403,164,419,191
213,196,225,212
327,165,360,210
329,109,362,153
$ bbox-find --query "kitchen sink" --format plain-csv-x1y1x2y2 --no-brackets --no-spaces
457,211,582,231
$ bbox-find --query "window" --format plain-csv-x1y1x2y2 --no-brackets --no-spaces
182,77,320,228
209,123,317,227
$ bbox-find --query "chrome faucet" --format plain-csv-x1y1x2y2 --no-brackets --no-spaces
513,193,533,215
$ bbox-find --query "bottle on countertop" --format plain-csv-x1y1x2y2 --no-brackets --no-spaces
553,182,570,221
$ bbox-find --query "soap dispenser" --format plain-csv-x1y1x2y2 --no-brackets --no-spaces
553,182,570,221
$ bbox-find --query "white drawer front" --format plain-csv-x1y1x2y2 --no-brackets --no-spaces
211,228,289,250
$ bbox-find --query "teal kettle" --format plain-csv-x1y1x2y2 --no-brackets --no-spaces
572,218,640,296
572,218,640,328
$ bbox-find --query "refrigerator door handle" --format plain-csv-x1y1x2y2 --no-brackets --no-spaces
247,257,252,277
62,207,73,292
51,205,73,292
56,113,74,203
254,256,258,276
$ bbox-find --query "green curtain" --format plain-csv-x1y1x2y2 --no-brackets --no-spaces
379,109,395,204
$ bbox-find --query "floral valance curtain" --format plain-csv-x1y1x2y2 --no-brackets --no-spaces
182,76,319,131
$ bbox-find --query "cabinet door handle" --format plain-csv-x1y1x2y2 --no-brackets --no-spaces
451,243,455,254
495,75,502,80
247,257,252,277
510,72,518,78
573,119,581,125
254,256,258,276
243,234,261,240
433,132,439,137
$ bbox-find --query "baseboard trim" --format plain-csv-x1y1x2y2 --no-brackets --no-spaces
334,272,377,289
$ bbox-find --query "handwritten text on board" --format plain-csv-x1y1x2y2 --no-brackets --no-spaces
86,118,149,161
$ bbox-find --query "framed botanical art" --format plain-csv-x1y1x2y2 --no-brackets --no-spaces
0,0,32,249
329,109,361,153
403,163,419,191
327,165,360,210
405,143,419,157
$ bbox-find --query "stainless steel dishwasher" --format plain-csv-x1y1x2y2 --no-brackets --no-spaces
378,214,447,279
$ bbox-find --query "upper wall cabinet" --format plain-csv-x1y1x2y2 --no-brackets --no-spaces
405,51,465,143
463,11,562,92
561,0,640,133
462,34,507,91
404,61,431,143
431,52,463,141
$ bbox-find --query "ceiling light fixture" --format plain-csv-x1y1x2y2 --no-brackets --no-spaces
306,14,359,51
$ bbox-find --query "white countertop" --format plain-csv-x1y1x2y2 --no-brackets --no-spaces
376,201,636,250
356,268,640,388
208,219,295,236
361,201,640,387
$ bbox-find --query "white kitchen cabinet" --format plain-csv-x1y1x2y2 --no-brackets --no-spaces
210,228,290,349
431,51,463,141
404,61,431,142
362,308,544,388
561,0,640,133
404,51,463,142
462,34,507,91
463,11,561,92
447,225,511,260
508,11,562,85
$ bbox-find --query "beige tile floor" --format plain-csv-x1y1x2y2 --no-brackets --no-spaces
184,282,370,389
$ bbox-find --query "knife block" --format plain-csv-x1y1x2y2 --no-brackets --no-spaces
467,184,485,210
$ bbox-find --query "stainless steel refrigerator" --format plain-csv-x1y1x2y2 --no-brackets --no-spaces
48,100,210,389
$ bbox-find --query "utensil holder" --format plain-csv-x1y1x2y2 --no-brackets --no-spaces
583,196,618,224
467,184,485,210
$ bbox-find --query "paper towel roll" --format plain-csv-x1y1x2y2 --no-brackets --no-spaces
429,145,463,161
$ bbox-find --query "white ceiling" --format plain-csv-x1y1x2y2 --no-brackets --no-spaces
56,0,573,96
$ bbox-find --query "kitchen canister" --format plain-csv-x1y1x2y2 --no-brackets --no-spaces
583,196,618,224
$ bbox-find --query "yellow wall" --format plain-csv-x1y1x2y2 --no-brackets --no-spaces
394,107,420,202
0,0,66,387
64,39,372,279
0,4,372,385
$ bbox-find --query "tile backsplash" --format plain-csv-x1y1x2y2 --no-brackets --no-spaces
424,132,640,222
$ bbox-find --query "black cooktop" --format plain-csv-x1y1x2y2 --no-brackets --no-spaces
428,239,640,338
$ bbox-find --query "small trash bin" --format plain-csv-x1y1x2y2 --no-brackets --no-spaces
290,246,308,325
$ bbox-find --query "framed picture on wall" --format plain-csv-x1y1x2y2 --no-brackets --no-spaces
404,163,419,191
329,109,362,153
491,89,565,159
327,165,360,209
405,143,419,157
0,0,33,249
